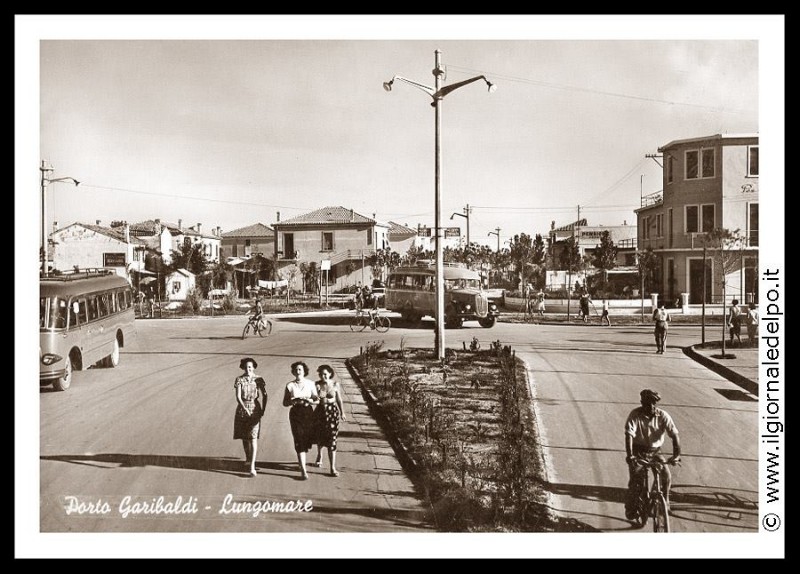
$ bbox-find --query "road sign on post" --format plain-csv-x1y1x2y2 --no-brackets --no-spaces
321,260,331,307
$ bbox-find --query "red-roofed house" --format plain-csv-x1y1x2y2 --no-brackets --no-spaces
272,206,390,291
388,221,418,255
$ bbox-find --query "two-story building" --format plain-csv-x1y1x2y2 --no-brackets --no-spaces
131,219,222,264
220,223,275,261
636,133,759,305
548,219,637,266
272,206,390,292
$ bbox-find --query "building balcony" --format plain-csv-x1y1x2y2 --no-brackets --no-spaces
640,190,663,208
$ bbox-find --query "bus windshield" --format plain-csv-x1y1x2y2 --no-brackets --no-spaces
40,296,68,330
445,277,481,290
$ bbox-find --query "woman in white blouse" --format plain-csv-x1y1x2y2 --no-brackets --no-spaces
282,361,319,479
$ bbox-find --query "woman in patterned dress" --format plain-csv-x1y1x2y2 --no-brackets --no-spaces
282,361,319,480
311,365,346,477
233,357,267,477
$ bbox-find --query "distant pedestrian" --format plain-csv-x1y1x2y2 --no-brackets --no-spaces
745,303,759,347
728,299,743,347
652,303,670,354
579,292,592,323
601,299,611,326
536,290,546,317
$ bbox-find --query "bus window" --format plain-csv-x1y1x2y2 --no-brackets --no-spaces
53,299,67,329
87,296,99,322
97,294,109,317
69,299,86,328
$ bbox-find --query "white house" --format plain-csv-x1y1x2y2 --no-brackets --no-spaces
51,222,145,282
165,268,196,301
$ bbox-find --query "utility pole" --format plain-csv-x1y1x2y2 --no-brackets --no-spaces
464,204,471,248
567,205,580,320
40,160,79,277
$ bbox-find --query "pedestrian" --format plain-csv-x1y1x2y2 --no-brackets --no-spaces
579,292,592,323
624,389,681,520
311,365,346,477
282,361,319,480
536,290,546,317
652,302,670,354
728,299,743,347
233,357,267,477
601,299,611,326
745,302,759,347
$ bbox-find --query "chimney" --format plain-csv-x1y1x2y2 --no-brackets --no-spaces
551,220,555,231
96,219,101,226
372,213,376,220
178,219,182,231
276,211,280,222
623,220,627,226
350,209,354,222
196,223,201,234
52,221,58,233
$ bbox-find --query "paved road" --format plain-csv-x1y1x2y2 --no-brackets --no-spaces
40,312,758,533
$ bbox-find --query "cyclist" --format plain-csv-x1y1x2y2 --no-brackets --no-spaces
252,297,265,331
362,285,378,326
624,389,681,519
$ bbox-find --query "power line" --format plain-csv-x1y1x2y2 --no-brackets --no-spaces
447,64,755,115
77,183,310,211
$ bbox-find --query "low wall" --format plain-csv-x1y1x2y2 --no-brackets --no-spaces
504,296,729,316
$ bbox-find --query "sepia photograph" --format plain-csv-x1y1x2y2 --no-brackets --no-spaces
17,15,784,558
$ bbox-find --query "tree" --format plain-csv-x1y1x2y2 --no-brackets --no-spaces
300,261,320,294
592,230,618,289
559,236,582,273
368,247,401,282
636,247,659,295
507,233,546,290
169,241,206,276
704,228,747,358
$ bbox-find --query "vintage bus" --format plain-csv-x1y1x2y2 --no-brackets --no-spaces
385,263,500,328
40,270,136,391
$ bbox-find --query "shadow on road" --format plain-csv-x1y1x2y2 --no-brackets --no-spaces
40,453,299,479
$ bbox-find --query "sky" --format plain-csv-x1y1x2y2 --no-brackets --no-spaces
33,21,761,248
17,15,785,559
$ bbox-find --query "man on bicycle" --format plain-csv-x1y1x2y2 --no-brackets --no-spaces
624,389,681,519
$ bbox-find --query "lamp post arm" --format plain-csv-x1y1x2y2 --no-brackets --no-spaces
434,75,495,99
385,75,436,97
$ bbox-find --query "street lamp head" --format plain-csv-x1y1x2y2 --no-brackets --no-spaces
485,80,497,93
383,80,394,92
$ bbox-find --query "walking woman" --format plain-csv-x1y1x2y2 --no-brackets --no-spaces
233,357,267,477
311,365,347,477
283,361,319,480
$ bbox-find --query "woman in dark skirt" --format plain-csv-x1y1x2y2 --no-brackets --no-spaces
282,361,319,480
233,357,267,477
311,365,346,476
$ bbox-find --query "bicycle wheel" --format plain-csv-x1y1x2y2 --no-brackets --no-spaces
262,319,273,335
375,315,391,333
637,478,650,528
651,492,670,532
350,314,366,332
241,323,250,340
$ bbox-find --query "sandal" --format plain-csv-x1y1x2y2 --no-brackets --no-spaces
311,461,322,467
330,470,339,477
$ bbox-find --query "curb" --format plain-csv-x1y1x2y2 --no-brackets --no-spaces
682,345,758,395
343,358,419,475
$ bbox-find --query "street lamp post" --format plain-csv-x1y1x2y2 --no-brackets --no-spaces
40,160,79,277
450,204,471,250
488,228,500,252
384,50,495,360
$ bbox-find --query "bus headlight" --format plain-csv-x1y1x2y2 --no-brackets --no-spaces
464,304,471,312
41,353,63,366
489,303,498,311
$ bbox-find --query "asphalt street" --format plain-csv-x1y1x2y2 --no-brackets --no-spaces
39,311,758,533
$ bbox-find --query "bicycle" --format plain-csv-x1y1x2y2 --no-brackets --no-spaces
241,315,273,339
350,308,390,333
629,456,679,532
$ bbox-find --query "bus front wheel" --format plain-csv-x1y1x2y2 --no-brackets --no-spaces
53,357,73,391
103,338,120,368
478,317,496,328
